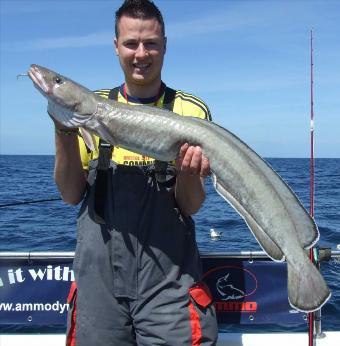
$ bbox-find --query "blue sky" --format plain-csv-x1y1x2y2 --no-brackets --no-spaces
1,0,339,157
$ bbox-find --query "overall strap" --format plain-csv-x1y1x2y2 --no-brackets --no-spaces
93,88,118,224
148,86,177,185
93,140,114,224
162,86,176,111
96,86,119,170
108,86,120,101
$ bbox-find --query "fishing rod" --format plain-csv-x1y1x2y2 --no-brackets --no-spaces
0,197,62,208
309,29,315,220
308,28,317,346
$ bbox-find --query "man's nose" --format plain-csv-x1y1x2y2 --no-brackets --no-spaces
135,43,148,57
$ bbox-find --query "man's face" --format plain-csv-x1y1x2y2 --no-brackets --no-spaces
115,16,166,87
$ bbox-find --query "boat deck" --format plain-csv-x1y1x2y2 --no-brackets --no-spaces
0,332,339,345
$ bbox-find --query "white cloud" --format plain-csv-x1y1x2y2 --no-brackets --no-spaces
4,31,113,51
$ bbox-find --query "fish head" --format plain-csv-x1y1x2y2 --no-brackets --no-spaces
28,64,97,127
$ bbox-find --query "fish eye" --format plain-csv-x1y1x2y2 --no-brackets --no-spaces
55,76,63,84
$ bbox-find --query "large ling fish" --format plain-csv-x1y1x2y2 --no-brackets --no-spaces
28,64,330,312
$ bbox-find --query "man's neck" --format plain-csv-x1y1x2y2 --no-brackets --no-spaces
124,80,162,99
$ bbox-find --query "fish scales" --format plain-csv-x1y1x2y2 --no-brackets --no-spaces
196,118,320,249
93,103,214,162
98,105,312,256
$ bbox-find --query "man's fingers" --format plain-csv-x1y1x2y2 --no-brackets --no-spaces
189,146,202,175
180,146,195,173
200,155,211,177
180,143,189,155
176,144,210,177
177,143,189,166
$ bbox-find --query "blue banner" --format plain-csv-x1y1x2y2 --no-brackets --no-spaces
0,258,73,325
0,256,305,326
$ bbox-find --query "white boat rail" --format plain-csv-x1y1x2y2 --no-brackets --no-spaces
0,249,339,259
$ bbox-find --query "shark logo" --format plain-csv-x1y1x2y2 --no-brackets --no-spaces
203,265,258,303
216,273,246,300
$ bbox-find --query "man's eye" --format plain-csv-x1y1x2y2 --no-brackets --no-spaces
145,42,158,49
125,42,137,48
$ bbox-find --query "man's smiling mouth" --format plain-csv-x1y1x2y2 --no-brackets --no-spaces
133,63,151,69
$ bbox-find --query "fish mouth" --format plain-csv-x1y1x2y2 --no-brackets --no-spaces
28,65,51,94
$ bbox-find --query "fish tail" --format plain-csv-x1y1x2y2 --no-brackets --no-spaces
287,257,331,312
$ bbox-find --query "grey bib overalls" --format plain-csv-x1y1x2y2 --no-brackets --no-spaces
68,87,217,345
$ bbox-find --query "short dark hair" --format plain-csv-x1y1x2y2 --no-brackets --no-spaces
115,0,165,38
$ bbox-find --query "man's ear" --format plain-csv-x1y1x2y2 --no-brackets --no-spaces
114,37,119,56
164,36,167,54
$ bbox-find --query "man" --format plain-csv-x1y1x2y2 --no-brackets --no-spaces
53,1,218,345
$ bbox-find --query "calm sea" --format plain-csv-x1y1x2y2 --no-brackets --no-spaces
0,155,339,332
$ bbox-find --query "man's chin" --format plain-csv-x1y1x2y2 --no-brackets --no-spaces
132,74,149,82
131,75,154,86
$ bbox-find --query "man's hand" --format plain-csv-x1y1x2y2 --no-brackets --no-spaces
176,143,210,178
174,143,210,216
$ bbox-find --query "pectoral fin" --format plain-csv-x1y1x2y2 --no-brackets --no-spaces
79,128,97,152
